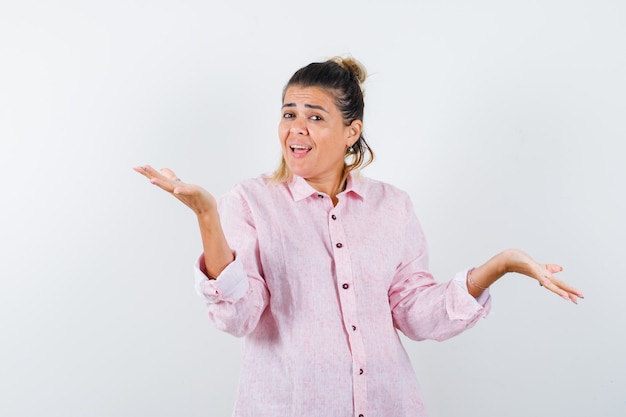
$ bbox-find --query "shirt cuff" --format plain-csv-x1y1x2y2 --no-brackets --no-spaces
447,268,492,320
194,254,249,303
454,268,491,305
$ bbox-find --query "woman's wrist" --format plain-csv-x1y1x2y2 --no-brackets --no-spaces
196,208,221,230
467,268,488,290
466,252,509,297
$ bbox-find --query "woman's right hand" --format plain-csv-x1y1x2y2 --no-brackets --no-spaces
135,165,234,278
133,165,217,216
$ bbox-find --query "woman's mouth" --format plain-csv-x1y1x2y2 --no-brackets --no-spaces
290,144,312,156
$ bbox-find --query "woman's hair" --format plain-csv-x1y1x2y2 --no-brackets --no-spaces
270,56,375,185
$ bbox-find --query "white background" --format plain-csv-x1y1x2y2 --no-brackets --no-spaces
1,1,624,416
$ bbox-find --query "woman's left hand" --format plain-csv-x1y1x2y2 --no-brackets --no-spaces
502,249,584,304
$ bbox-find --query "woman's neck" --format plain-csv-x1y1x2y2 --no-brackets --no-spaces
305,172,347,206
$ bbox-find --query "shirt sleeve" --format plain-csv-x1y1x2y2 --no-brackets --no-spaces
194,253,249,303
452,268,491,309
388,195,492,342
192,189,270,338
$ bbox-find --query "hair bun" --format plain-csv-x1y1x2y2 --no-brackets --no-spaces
331,56,367,84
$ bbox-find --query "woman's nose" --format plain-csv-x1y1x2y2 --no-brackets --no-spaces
290,119,307,135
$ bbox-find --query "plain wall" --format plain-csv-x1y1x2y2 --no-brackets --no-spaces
1,1,624,416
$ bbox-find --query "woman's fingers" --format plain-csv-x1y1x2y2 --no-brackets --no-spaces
160,167,179,180
544,263,563,274
159,168,185,193
538,264,584,304
134,165,182,193
539,273,575,302
134,165,178,182
134,165,217,215
133,165,156,179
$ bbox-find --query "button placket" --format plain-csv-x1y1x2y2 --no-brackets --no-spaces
328,206,368,415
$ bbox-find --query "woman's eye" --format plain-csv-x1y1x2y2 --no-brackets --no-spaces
283,113,294,119
310,115,322,121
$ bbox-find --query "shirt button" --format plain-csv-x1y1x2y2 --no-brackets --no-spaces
342,283,349,289
359,414,364,417
352,325,357,331
331,214,337,220
359,368,364,375
336,242,343,248
317,194,324,198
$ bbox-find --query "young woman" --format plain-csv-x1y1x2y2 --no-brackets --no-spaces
135,56,583,417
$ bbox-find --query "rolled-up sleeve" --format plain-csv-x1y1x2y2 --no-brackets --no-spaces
192,188,270,338
448,268,491,320
193,253,269,337
389,196,492,342
195,254,249,303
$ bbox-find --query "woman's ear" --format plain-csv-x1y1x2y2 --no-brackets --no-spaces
346,119,363,145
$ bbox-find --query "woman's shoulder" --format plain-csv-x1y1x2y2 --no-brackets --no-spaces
233,174,272,189
356,174,412,201
217,174,281,216
353,175,420,222
223,173,285,200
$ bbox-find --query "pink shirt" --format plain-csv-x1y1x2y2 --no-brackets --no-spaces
194,173,491,417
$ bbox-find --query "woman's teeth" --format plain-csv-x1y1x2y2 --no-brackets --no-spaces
291,145,312,153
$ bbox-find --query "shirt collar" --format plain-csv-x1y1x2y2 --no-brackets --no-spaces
287,172,366,202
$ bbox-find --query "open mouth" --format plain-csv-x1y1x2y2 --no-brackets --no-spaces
290,144,312,155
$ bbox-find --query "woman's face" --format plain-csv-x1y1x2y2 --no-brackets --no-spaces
279,86,361,191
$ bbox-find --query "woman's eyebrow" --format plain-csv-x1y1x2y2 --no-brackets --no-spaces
282,103,329,113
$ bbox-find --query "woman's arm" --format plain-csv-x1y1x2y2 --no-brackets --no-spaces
466,249,584,303
134,165,234,277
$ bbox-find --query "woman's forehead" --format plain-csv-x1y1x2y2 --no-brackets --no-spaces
283,86,336,107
